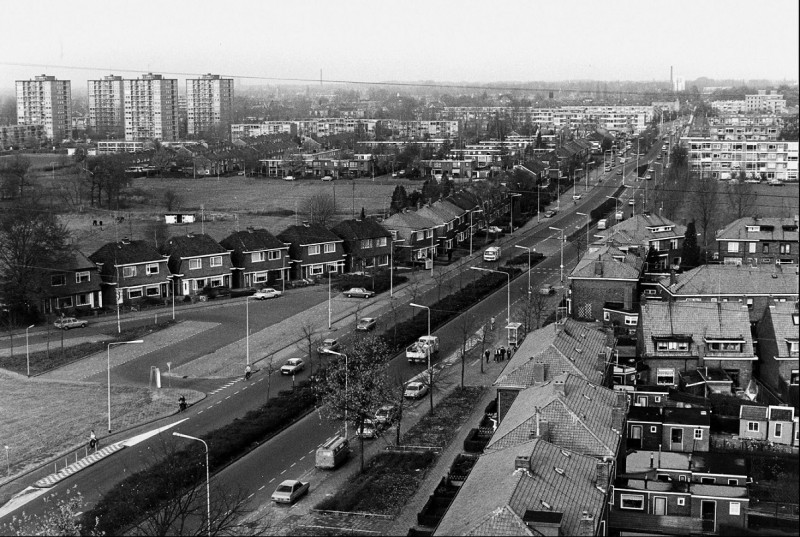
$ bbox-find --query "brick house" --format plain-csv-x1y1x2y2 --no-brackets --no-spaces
416,203,459,259
738,405,798,447
756,302,799,407
276,222,346,280
89,239,171,307
39,250,103,315
162,233,233,296
568,245,645,329
381,210,440,265
626,407,711,453
637,302,757,391
714,216,799,266
330,218,392,273
219,228,289,289
447,191,484,245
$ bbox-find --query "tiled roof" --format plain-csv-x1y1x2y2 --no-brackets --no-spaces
762,303,800,359
488,374,623,458
45,249,96,271
662,408,711,427
716,216,800,242
596,214,686,247
769,406,794,422
382,210,438,232
447,191,481,211
276,223,342,246
640,302,754,358
436,199,466,219
658,264,799,297
219,228,286,253
739,405,768,420
330,219,392,241
435,439,606,537
163,233,229,258
90,240,165,269
569,245,644,280
417,204,455,225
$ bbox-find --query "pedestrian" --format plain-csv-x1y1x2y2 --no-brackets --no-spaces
244,364,252,380
485,349,490,363
490,316,495,330
89,430,98,450
500,346,506,361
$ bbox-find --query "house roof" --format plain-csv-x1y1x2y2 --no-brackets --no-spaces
569,245,644,280
496,320,610,388
417,204,456,225
219,228,286,253
163,233,229,258
596,214,686,248
760,302,800,359
662,407,711,427
716,216,800,242
769,406,795,422
640,302,755,358
382,210,438,232
330,218,392,241
488,374,623,458
89,240,166,268
739,405,768,421
658,264,799,298
434,439,606,537
276,223,342,246
447,191,481,211
436,199,466,219
625,450,747,477
45,249,96,272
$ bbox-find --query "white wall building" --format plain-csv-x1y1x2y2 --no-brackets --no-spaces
230,122,298,141
186,74,233,139
123,73,179,142
16,74,72,141
682,137,798,182
88,74,125,138
745,90,787,114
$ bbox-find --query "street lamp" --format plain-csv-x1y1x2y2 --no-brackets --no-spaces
173,432,210,537
107,340,144,433
328,269,333,329
430,224,445,276
470,267,511,344
409,303,434,411
576,212,590,253
25,324,34,378
327,350,349,439
548,226,565,284
514,245,535,296
245,295,257,366
509,193,522,235
167,275,181,321
469,208,484,256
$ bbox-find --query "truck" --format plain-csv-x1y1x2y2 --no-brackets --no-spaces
406,335,439,363
483,246,501,261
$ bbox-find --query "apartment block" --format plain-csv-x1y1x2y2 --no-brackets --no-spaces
745,90,786,114
16,74,72,141
186,74,233,139
707,115,781,141
710,100,748,114
123,73,179,142
88,75,125,138
682,137,798,182
0,124,46,150
230,122,298,141
96,140,145,154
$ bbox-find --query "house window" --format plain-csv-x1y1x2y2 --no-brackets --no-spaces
146,286,160,296
657,368,675,385
748,242,757,253
730,502,741,516
727,242,739,253
209,277,223,287
790,370,799,385
188,259,201,270
308,264,324,276
123,266,137,278
128,288,143,299
694,428,703,440
378,254,389,266
746,298,754,310
361,239,373,249
677,497,686,506
762,243,770,254
650,426,658,433
620,494,644,510
747,421,760,432
701,477,715,484
251,252,265,263
58,297,73,308
774,423,783,437
779,243,791,254
326,262,338,273
625,316,638,326
76,293,89,306
268,250,281,261
146,264,159,275
324,243,336,253
671,428,683,444
789,341,799,353
51,274,66,286
376,237,388,247
603,311,611,322
75,271,90,283
210,256,222,267
253,272,267,283
656,341,689,351
308,245,321,255
728,479,738,486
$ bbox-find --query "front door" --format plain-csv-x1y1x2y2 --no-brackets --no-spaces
654,496,667,516
630,425,643,449
637,396,648,407
670,427,683,451
701,500,716,533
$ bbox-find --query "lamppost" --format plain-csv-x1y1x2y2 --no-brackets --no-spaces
25,324,34,378
537,184,542,223
173,432,210,537
514,245,535,296
470,267,510,344
409,303,434,411
469,208,484,256
548,226,565,284
430,224,445,277
576,212,590,254
328,350,349,438
509,193,522,235
167,275,180,321
245,295,257,366
107,340,143,433
328,270,332,329
574,168,584,193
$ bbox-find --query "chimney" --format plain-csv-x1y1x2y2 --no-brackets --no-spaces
553,376,566,396
697,344,705,367
650,452,655,468
596,352,607,373
577,511,595,536
670,269,677,286
533,361,546,383
594,261,603,276
611,406,625,433
595,461,609,492
515,455,531,471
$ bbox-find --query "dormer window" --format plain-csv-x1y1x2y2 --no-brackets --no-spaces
746,225,760,232
788,340,799,354
706,338,744,353
656,340,689,352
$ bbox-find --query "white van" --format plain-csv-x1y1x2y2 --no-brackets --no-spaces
315,435,350,469
597,219,607,230
483,246,501,262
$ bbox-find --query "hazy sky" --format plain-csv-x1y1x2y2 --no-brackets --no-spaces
2,0,798,91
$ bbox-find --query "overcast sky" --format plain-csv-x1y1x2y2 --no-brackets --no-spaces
2,0,798,91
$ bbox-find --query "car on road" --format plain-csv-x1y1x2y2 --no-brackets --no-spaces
253,288,282,300
487,225,503,234
404,381,429,400
375,404,398,425
356,418,379,439
628,198,635,206
271,479,310,504
544,210,557,218
744,179,760,184
280,358,305,375
321,175,334,181
645,174,652,180
54,317,88,330
356,317,377,331
539,283,554,295
572,194,582,201
344,287,375,298
767,179,785,187
317,338,340,355
283,175,296,181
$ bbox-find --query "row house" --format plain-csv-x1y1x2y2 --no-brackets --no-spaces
219,228,289,289
626,407,711,452
756,303,799,407
656,264,799,323
447,191,485,246
89,239,171,307
637,301,757,391
738,405,798,447
707,115,781,141
276,223,346,280
416,203,459,259
330,219,392,273
714,216,799,266
419,159,476,181
162,233,233,296
381,210,439,265
39,250,103,315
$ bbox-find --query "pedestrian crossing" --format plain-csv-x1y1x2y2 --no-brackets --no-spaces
34,443,124,488
207,378,241,396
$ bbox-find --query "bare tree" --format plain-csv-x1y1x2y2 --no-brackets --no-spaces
297,320,320,379
476,322,496,375
692,174,719,250
0,485,102,536
529,290,549,330
0,155,31,199
726,172,758,220
163,189,182,211
300,192,336,226
386,372,410,446
432,265,449,302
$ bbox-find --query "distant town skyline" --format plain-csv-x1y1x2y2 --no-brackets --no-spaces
1,0,798,90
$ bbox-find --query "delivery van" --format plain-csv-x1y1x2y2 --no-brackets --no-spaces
597,219,607,230
483,246,501,262
315,435,350,469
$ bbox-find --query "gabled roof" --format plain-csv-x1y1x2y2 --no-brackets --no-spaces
761,302,800,359
417,204,456,225
45,249,96,272
382,210,438,232
447,191,481,211
739,405,768,420
769,406,795,422
331,218,392,241
716,216,800,242
570,245,644,280
219,228,286,253
487,374,623,459
596,214,686,247
436,199,466,219
163,233,229,258
659,264,799,298
276,223,342,246
435,439,606,537
90,240,165,267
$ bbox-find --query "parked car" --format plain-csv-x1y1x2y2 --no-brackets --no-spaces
253,288,282,300
404,381,429,400
283,175,295,181
317,338,340,355
645,174,652,180
356,418,379,439
539,283,554,296
321,175,334,181
344,287,374,298
280,358,305,375
356,317,377,331
572,194,582,201
54,317,88,330
271,479,309,504
628,198,635,206
544,210,557,218
374,404,398,425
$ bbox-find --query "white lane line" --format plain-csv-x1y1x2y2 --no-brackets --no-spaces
241,386,247,390
225,396,231,400
205,407,213,411
299,455,305,461
259,485,265,491
234,390,240,395
247,493,254,499
280,469,286,475
269,478,275,483
290,462,296,467
308,450,314,454
198,410,203,414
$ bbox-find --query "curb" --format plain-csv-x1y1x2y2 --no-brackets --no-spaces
32,443,125,489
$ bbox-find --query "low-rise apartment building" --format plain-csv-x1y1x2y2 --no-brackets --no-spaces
89,239,171,307
682,137,798,182
39,250,103,315
714,216,799,265
330,218,392,273
276,223,346,280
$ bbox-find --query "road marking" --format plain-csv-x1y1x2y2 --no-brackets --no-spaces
234,391,240,395
259,485,265,490
198,410,203,414
241,386,247,390
299,455,305,461
269,478,275,483
225,396,231,400
206,407,213,411
280,469,286,474
309,449,314,454
290,462,296,467
247,493,254,499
